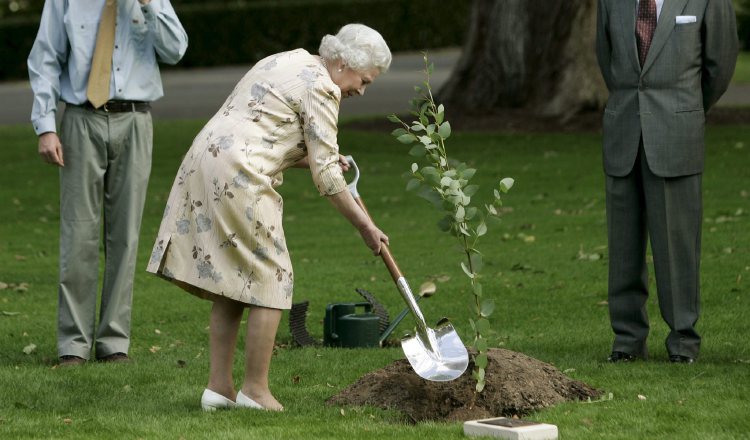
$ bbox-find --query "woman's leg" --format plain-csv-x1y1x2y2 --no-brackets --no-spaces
240,305,283,410
207,297,245,399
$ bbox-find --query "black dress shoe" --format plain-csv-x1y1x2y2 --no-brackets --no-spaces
58,355,86,367
97,352,130,363
607,351,638,363
669,355,695,364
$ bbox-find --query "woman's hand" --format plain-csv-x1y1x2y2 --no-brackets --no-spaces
359,223,389,256
338,154,351,172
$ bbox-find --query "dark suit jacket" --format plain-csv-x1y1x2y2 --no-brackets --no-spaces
596,0,738,177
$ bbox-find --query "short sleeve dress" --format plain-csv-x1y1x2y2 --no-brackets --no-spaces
146,49,347,309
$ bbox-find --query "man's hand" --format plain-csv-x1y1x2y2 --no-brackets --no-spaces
38,132,64,167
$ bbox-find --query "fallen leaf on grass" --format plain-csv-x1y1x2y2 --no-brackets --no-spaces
2,311,20,316
637,394,647,401
339,409,345,416
123,385,132,393
63,418,72,425
596,301,609,306
149,346,161,353
14,255,27,261
0,282,8,290
154,329,162,335
419,281,436,296
436,275,451,283
22,343,37,355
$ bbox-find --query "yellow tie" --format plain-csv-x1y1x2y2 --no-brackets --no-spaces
86,0,118,108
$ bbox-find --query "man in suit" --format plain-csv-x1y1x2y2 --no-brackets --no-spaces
28,0,187,366
595,0,738,363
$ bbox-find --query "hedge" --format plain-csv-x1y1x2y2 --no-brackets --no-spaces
0,0,470,81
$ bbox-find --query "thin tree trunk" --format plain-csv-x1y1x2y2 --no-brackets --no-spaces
438,0,607,118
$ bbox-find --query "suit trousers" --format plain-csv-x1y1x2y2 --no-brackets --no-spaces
57,105,153,359
606,145,702,359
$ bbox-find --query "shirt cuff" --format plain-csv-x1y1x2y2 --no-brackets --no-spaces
315,162,347,196
32,115,57,136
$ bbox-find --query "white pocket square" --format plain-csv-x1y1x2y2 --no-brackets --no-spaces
675,15,697,24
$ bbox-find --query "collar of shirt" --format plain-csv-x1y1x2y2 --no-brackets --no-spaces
636,0,665,21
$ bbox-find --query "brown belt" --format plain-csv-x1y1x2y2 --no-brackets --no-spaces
69,100,151,113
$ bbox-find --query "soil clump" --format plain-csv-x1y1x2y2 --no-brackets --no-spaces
327,348,602,423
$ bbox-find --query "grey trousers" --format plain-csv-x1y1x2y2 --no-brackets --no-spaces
606,146,702,359
57,105,153,359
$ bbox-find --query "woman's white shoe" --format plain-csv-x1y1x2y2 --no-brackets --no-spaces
200,389,236,411
236,390,268,410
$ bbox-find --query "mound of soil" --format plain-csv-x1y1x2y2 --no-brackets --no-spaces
326,348,601,423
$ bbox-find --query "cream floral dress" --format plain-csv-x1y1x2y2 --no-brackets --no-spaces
147,49,347,309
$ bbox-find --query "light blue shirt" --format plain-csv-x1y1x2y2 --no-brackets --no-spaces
28,0,188,135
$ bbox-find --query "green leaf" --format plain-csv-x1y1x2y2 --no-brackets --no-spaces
462,168,476,180
475,380,486,393
437,215,453,232
411,123,425,132
397,133,417,144
468,318,476,331
440,176,453,187
417,186,443,208
406,178,420,191
409,144,426,157
480,299,495,318
427,62,434,75
421,167,440,185
391,128,408,137
438,121,452,139
475,337,488,352
499,177,515,193
477,222,487,236
475,353,488,369
411,163,419,173
387,114,400,123
414,85,422,93
465,206,477,220
455,205,465,222
475,317,490,333
463,185,479,197
470,252,483,272
461,261,474,279
473,282,483,297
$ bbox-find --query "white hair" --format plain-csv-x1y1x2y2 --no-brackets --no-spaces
319,24,392,73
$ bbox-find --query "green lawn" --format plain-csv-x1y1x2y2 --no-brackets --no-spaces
1,121,748,439
733,51,750,84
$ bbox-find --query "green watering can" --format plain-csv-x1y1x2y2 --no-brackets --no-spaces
323,302,381,348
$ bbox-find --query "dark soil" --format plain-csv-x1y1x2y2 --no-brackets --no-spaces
326,348,602,423
343,107,750,133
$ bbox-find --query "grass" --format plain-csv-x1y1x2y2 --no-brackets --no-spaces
1,120,749,439
732,51,750,84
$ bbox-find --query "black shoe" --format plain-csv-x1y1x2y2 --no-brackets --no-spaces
607,351,637,363
58,355,86,367
97,352,130,363
669,355,695,364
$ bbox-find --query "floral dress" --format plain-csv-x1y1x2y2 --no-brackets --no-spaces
147,49,347,309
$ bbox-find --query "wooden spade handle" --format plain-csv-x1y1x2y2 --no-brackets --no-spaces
353,196,404,283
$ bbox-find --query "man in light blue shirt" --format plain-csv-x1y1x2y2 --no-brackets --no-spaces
27,0,187,366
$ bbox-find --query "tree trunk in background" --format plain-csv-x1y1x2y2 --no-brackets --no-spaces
438,0,607,119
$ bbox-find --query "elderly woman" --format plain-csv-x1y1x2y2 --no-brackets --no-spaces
147,24,391,411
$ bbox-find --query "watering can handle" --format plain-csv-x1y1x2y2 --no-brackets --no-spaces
344,155,404,283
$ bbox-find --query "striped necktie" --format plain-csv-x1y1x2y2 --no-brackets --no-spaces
636,0,657,67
